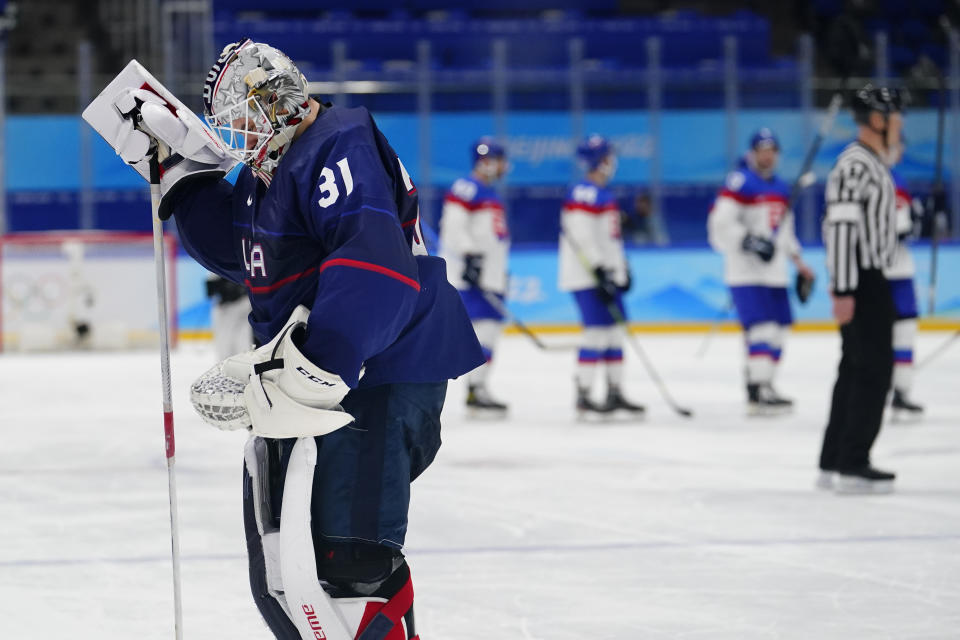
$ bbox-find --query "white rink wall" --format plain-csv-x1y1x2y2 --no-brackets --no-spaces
0,332,958,639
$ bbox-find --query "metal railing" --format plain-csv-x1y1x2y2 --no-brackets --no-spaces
4,22,959,243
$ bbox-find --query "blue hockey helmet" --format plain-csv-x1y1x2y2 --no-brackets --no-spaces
749,128,780,151
472,137,506,165
576,134,614,170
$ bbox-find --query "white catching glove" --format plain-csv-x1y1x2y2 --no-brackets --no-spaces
112,88,236,219
190,306,355,438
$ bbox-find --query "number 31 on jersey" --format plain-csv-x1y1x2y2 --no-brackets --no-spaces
317,158,354,208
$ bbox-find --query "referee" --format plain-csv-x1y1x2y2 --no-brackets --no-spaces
818,84,903,494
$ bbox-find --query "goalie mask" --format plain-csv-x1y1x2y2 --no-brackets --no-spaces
203,39,310,181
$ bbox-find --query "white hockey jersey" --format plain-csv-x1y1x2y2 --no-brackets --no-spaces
558,180,628,292
707,164,800,287
884,170,916,280
439,176,510,293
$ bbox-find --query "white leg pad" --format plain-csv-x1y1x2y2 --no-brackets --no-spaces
244,437,289,616
279,437,354,640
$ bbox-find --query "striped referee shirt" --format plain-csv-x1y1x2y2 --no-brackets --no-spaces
823,141,899,295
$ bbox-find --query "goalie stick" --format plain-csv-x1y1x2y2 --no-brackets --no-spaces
561,231,693,418
151,154,184,640
83,62,184,640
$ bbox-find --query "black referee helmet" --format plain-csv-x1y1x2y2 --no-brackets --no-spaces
851,83,905,124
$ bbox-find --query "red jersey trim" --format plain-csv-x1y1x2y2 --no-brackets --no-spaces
562,201,619,215
319,258,421,291
245,267,318,294
444,194,504,212
245,259,420,294
718,189,789,205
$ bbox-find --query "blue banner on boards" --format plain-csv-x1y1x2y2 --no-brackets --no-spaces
9,108,950,192
176,245,960,331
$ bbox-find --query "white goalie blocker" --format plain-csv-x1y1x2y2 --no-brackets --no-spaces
81,60,235,219
190,306,355,439
82,60,228,176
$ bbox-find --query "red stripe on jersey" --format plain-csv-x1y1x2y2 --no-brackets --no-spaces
401,218,418,228
718,189,788,205
895,186,910,201
562,201,618,215
245,267,318,294
319,258,421,291
444,194,504,212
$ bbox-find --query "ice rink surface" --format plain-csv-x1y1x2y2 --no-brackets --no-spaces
1,331,958,639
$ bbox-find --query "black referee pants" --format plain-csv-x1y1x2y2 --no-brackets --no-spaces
819,269,895,472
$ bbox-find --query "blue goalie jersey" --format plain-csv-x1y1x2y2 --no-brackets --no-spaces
169,104,484,388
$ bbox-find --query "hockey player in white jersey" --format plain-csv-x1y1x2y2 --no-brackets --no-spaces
708,129,815,414
559,135,644,417
439,137,511,415
886,139,924,416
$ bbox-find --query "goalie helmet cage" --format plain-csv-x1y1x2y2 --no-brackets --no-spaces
0,230,179,352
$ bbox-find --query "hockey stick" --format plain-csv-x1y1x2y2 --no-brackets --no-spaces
788,93,843,208
916,329,960,369
698,94,843,358
561,231,693,417
695,300,733,359
927,62,947,316
149,155,184,640
477,288,571,351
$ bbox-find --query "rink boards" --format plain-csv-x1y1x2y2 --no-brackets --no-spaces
175,244,960,338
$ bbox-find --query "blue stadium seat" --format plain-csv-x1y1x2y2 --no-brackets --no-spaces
899,19,931,46
213,13,773,74
890,44,919,72
810,0,844,18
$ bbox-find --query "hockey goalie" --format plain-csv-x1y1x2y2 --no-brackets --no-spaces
85,40,484,639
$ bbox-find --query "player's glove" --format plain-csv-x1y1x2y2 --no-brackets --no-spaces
206,277,247,304
113,88,235,220
795,272,815,304
742,234,775,262
594,266,619,305
925,188,950,237
462,253,483,287
619,269,633,294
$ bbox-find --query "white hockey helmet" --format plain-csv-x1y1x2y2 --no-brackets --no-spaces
202,39,310,179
